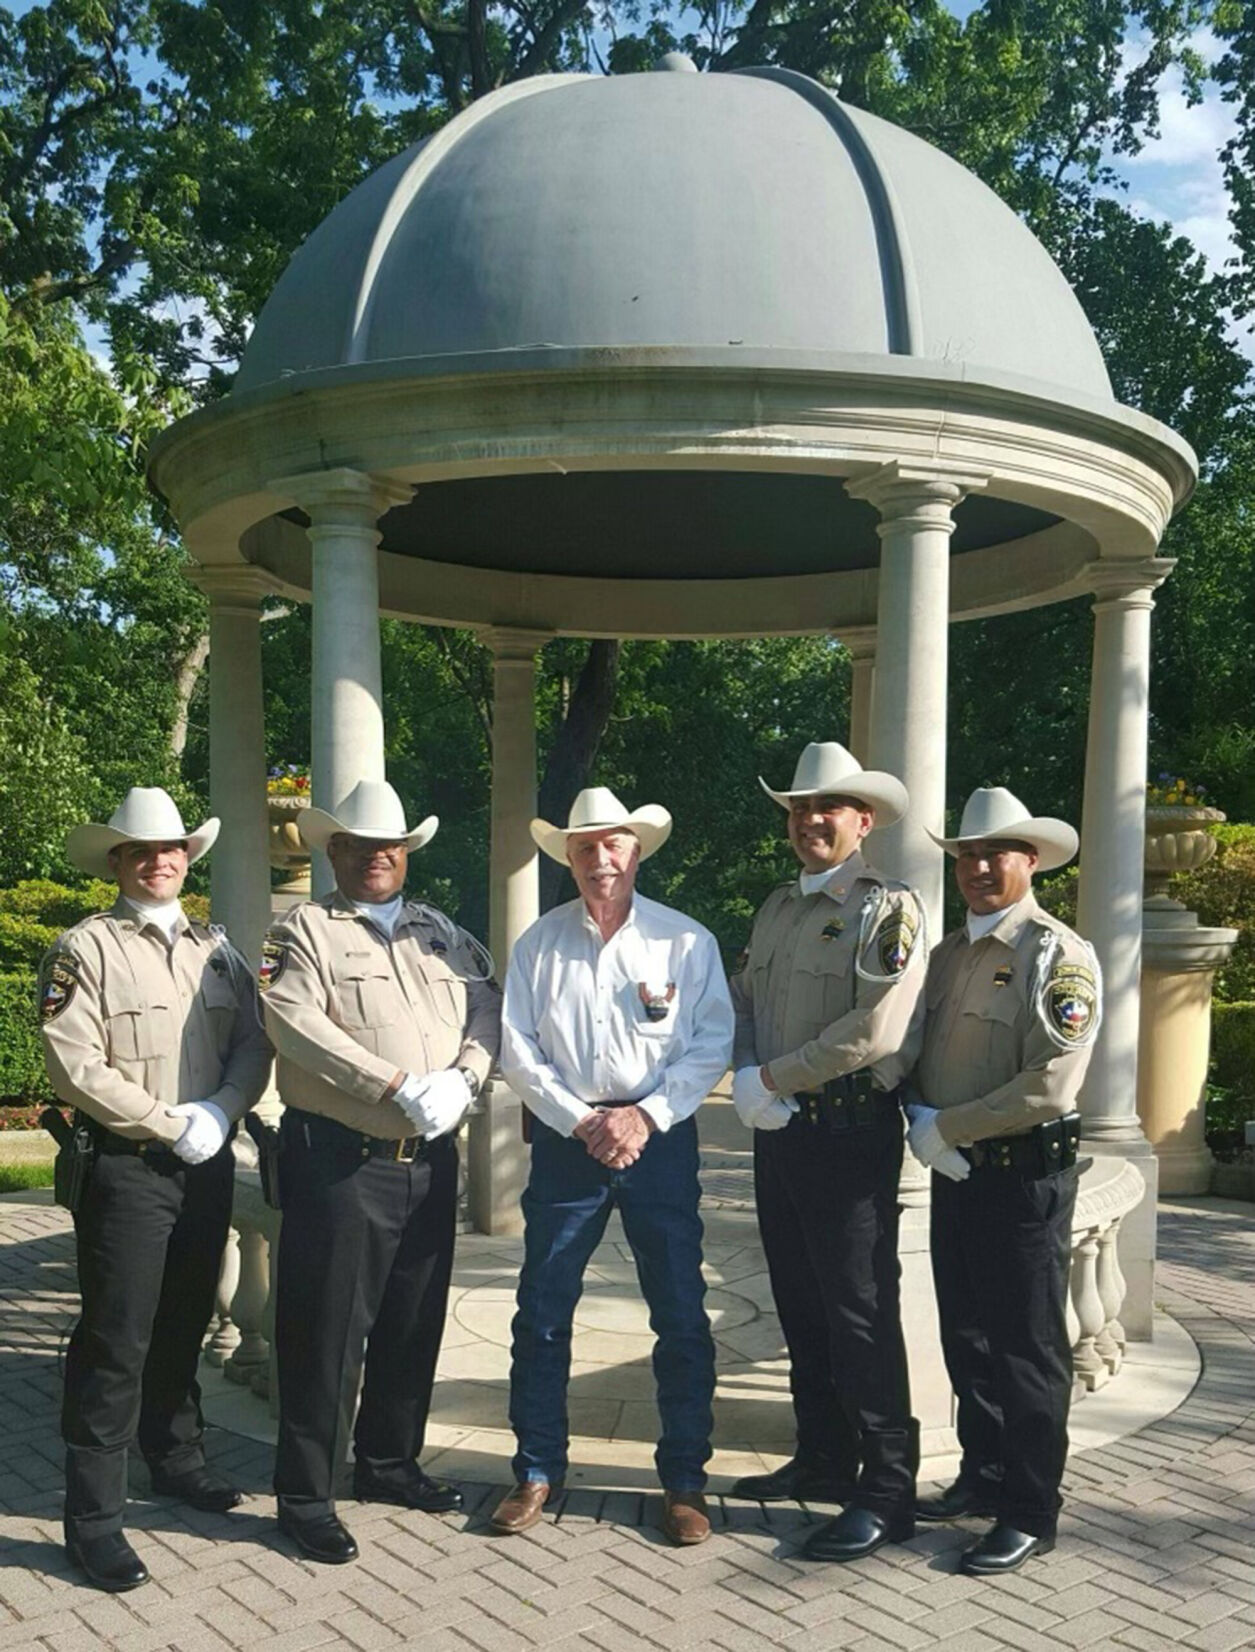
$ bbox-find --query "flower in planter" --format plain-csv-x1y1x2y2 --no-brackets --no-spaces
1147,773,1208,807
267,764,310,797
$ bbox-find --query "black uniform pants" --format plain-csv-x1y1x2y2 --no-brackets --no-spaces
63,1145,234,1540
273,1120,458,1519
930,1164,1077,1538
754,1106,917,1516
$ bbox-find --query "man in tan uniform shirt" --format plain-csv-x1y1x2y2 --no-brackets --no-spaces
40,788,271,1593
908,787,1100,1577
728,742,926,1564
260,780,500,1565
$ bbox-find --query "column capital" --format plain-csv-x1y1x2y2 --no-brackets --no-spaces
482,626,554,662
268,467,409,524
845,459,992,519
188,562,281,612
832,625,877,660
1084,557,1176,611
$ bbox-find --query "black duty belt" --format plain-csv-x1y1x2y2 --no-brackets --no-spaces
794,1073,898,1132
81,1115,234,1161
286,1107,430,1164
960,1114,1081,1175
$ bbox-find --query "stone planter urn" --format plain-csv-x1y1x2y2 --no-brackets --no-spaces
1143,804,1225,900
1137,802,1236,1195
267,792,311,903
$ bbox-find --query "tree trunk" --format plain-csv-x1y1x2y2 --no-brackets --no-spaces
169,626,210,760
537,639,622,909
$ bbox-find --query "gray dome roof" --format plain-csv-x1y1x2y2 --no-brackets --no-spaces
235,66,1112,402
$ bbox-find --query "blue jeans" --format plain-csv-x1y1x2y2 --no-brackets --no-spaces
509,1116,714,1491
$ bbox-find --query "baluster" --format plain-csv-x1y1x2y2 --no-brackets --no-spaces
1095,1217,1127,1373
224,1224,271,1385
204,1227,241,1366
1071,1227,1109,1391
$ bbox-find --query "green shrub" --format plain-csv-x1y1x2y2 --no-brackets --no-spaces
0,878,209,972
1211,1000,1255,1114
0,971,52,1106
1172,823,1255,1003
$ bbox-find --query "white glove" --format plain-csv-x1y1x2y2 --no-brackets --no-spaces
731,1066,799,1132
169,1101,230,1165
906,1106,970,1183
396,1068,473,1141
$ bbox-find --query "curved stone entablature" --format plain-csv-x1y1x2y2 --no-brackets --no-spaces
152,348,1196,637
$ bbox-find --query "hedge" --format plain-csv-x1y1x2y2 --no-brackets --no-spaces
1172,824,1255,1004
1211,1000,1255,1120
0,880,211,1110
0,970,51,1109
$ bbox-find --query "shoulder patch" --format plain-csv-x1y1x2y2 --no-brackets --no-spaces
874,905,918,977
259,935,289,992
1044,963,1098,1046
40,953,82,1022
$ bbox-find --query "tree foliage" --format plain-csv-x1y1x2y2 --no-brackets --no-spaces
1,0,1252,952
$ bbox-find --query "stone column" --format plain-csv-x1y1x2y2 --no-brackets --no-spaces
839,626,877,766
1075,557,1174,1338
469,627,549,1236
271,469,404,895
847,462,987,936
191,566,274,965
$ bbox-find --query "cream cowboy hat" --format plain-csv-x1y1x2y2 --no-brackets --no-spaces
928,787,1078,873
759,741,908,828
66,787,220,880
300,779,438,854
531,786,672,864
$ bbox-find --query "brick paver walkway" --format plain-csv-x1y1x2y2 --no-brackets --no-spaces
2,1190,1254,1652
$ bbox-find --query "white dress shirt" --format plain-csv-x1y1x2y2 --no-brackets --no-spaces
501,893,734,1138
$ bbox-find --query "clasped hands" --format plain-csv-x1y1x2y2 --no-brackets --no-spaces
166,1100,230,1165
904,1102,970,1182
573,1105,652,1169
394,1067,475,1140
731,1065,798,1132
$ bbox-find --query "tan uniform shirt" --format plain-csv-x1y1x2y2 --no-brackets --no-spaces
916,893,1100,1146
260,893,502,1139
730,851,927,1095
40,900,273,1145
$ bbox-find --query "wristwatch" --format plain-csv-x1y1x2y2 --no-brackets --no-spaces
456,1065,482,1101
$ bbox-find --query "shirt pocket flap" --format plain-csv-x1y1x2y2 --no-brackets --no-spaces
417,959,466,1028
103,980,165,1058
969,989,1020,1027
334,967,398,1030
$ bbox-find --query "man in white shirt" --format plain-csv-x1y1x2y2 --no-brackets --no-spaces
492,788,734,1547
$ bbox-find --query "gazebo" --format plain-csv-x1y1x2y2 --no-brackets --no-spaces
149,59,1195,1344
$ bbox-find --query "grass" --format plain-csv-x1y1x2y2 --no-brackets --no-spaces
0,1161,55,1193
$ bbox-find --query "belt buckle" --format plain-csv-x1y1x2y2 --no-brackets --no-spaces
393,1136,421,1164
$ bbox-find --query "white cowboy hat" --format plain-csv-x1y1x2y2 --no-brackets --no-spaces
928,787,1078,872
759,741,908,828
299,779,438,854
66,787,220,880
530,786,672,864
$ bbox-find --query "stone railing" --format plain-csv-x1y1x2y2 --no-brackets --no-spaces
205,1146,1148,1431
202,1141,279,1414
1068,1154,1145,1396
